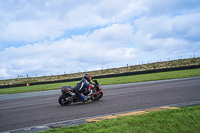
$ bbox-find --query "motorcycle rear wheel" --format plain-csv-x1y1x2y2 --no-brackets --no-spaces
58,94,72,106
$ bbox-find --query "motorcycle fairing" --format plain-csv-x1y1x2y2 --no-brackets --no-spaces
61,86,74,92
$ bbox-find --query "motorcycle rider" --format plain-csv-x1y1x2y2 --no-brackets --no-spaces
73,73,93,103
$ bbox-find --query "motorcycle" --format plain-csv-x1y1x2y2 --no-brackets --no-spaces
58,80,103,106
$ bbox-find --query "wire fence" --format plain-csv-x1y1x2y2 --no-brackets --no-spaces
1,54,199,80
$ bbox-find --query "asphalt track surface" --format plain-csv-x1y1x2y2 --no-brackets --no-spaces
0,77,200,132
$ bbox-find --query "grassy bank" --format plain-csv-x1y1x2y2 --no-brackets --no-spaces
39,105,200,133
1,57,200,86
0,68,200,94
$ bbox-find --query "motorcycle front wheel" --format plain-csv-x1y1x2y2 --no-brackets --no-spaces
91,92,103,101
58,94,72,106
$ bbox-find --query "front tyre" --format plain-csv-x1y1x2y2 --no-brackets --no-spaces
91,92,103,101
98,92,103,100
58,94,72,106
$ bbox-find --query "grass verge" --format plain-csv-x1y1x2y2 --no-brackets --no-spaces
38,105,200,133
0,68,200,94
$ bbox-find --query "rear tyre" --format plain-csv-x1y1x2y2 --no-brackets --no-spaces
58,94,72,106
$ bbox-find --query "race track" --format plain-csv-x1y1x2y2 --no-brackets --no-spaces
0,77,200,132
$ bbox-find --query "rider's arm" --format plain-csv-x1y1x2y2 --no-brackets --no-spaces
85,80,90,92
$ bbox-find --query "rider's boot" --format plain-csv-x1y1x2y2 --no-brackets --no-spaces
83,97,88,103
78,94,88,103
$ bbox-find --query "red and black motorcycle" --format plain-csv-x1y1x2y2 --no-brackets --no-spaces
58,80,103,106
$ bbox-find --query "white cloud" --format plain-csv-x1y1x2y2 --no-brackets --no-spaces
2,19,63,42
133,7,200,56
86,24,134,46
0,0,144,44
0,23,138,77
134,12,200,40
144,0,200,16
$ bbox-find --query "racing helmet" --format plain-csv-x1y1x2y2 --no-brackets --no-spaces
84,73,92,82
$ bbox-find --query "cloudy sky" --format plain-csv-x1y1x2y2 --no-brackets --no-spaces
0,0,200,78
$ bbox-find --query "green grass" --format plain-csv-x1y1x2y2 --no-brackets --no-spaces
0,68,200,94
38,105,200,133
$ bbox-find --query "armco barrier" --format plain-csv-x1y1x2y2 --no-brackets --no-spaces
0,65,200,89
